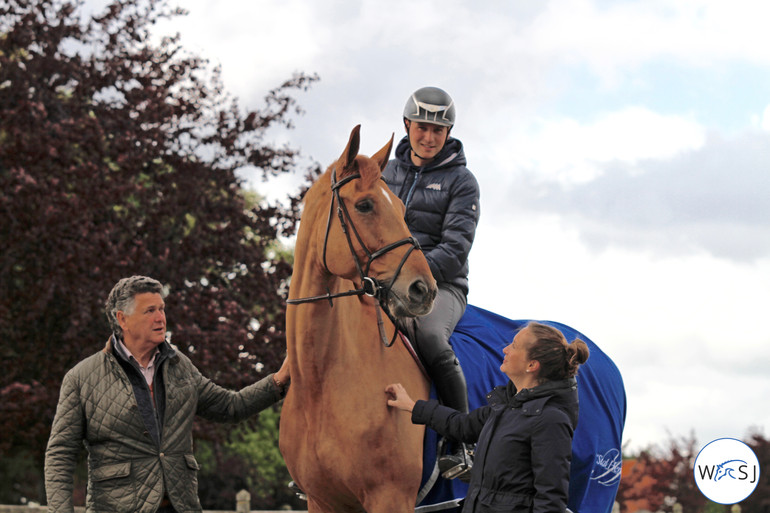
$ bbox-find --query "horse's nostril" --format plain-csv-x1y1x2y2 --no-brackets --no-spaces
409,279,432,303
409,280,424,300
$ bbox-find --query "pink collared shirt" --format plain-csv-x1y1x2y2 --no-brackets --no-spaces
117,338,160,388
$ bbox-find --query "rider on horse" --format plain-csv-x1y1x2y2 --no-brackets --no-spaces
382,86,481,480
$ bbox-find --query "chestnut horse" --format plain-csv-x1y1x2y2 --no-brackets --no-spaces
279,125,437,512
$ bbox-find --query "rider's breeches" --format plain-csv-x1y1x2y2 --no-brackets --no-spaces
405,283,470,415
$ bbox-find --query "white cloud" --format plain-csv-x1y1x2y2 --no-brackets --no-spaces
524,0,770,85
505,130,770,262
155,0,324,95
762,104,770,131
487,107,706,186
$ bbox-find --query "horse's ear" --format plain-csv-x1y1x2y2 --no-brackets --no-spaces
339,125,361,176
371,133,394,172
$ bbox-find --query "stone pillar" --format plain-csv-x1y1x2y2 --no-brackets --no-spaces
235,489,251,513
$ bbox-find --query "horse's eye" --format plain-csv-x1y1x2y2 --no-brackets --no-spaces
355,199,374,213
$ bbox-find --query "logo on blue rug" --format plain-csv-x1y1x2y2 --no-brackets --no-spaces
590,448,622,486
694,438,759,504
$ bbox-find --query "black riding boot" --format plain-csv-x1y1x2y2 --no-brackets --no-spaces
429,354,474,482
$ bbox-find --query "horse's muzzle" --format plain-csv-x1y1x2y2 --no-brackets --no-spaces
389,277,436,317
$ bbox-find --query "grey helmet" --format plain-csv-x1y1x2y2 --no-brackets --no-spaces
403,86,456,127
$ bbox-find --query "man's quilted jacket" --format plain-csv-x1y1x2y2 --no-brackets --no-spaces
44,338,284,513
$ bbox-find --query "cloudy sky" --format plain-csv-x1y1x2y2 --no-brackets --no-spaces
104,0,770,453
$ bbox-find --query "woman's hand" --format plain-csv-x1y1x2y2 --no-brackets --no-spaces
385,383,416,412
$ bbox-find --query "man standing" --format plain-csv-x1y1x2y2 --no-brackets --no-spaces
44,275,289,513
382,86,481,480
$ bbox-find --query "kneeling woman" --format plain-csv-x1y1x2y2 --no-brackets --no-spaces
386,322,589,513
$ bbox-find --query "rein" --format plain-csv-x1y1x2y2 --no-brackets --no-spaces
286,168,420,347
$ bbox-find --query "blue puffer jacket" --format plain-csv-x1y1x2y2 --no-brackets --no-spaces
382,136,480,295
412,379,579,513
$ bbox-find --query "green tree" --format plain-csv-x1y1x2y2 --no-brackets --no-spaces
0,0,317,507
194,407,304,510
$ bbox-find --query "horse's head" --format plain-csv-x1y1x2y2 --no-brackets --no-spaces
318,125,437,317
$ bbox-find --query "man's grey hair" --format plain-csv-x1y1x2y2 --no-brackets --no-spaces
105,276,164,336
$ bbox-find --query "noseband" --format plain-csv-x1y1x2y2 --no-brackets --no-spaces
286,168,422,346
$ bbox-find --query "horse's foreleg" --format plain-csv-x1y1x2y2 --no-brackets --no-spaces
366,499,416,513
363,486,419,513
306,498,355,513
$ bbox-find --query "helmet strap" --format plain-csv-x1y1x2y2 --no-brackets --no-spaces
404,119,427,161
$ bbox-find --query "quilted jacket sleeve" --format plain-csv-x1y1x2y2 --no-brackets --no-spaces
44,370,86,513
194,370,284,423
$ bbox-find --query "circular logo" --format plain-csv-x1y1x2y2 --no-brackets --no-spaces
694,438,760,504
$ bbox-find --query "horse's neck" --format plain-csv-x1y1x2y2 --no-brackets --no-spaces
288,258,375,372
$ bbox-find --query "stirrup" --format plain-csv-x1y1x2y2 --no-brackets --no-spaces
438,443,473,482
441,460,471,481
288,481,307,501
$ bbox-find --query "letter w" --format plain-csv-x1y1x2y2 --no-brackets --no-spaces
698,465,717,480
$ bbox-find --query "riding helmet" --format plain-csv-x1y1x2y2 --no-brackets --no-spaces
403,86,456,127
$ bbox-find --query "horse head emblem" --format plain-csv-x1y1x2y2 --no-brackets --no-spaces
715,459,747,481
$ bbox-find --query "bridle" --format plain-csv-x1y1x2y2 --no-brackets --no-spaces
286,168,422,347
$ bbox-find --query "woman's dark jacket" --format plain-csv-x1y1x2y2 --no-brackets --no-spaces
412,378,579,513
382,136,480,296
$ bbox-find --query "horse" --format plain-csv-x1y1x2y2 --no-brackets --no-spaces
279,125,438,512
